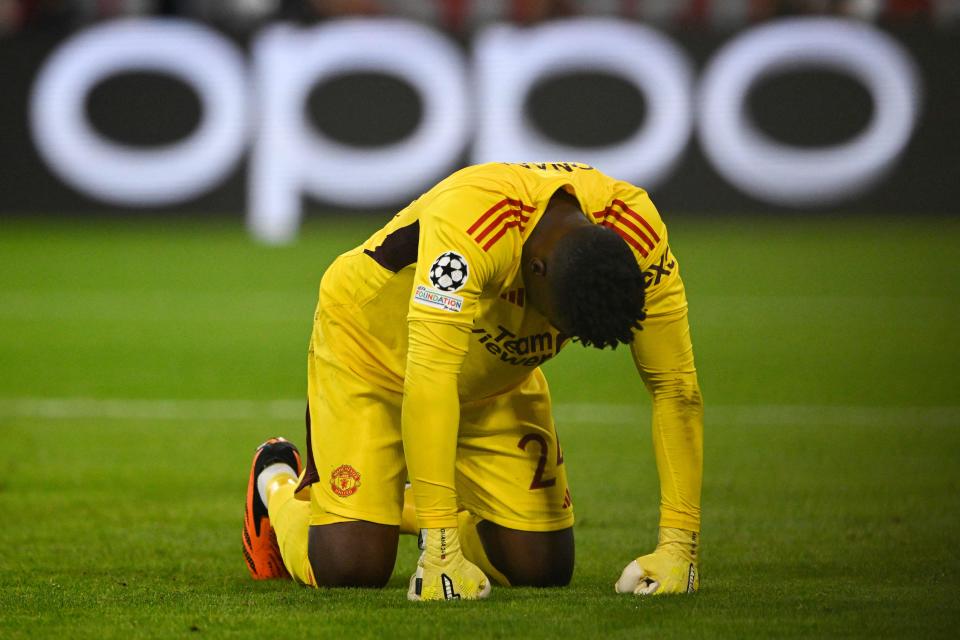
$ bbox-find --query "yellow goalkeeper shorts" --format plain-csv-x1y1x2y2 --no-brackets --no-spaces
304,325,574,533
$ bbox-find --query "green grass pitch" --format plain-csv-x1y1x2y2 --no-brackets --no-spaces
0,214,958,638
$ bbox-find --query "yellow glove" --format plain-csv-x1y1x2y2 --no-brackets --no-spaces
615,527,699,595
407,527,491,601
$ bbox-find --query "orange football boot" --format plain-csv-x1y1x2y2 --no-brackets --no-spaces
243,437,302,580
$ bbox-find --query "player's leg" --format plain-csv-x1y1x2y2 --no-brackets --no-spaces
246,436,400,587
243,437,309,581
245,326,406,587
462,511,574,587
397,486,573,587
263,454,314,584
477,518,573,587
307,521,398,587
456,368,576,587
300,331,407,587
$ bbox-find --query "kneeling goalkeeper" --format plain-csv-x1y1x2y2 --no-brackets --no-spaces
242,162,703,600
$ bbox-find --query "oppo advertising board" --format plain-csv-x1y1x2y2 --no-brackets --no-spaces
16,17,936,242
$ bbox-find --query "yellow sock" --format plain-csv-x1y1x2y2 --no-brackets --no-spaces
457,511,511,587
266,476,316,587
400,484,418,535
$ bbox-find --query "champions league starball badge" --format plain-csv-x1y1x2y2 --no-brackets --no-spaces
429,251,469,292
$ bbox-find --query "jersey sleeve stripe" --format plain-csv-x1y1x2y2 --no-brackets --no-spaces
603,221,649,257
475,208,529,242
591,205,653,255
591,205,655,250
606,209,655,250
506,198,537,213
482,219,520,251
467,198,511,235
611,199,661,244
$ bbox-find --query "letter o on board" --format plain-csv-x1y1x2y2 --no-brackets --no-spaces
473,19,694,188
248,19,471,242
30,19,249,205
698,17,921,206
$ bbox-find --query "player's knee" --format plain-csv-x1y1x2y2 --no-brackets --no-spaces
506,555,573,587
311,559,394,588
308,522,398,588
477,522,574,587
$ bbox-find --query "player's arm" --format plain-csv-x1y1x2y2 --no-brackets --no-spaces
616,243,704,595
402,198,511,600
404,319,492,601
403,318,468,530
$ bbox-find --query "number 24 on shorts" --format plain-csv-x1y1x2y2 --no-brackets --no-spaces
517,433,563,490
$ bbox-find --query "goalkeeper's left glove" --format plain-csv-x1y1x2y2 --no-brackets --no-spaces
407,527,491,601
615,527,699,595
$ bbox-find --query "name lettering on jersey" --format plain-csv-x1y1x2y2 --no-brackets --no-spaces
505,161,595,173
643,246,676,288
413,284,464,313
472,325,556,366
467,198,536,252
499,287,525,308
591,199,661,258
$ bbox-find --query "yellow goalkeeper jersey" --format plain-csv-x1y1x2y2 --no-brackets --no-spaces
316,162,701,530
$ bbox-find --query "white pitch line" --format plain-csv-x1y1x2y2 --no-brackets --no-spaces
0,397,305,422
553,402,960,427
705,404,960,428
0,397,957,428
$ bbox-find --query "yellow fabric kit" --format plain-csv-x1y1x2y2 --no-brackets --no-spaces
304,162,702,533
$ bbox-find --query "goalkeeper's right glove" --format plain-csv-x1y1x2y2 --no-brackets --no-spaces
615,527,699,595
407,527,491,601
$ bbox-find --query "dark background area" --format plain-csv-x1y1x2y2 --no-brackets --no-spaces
1,24,957,218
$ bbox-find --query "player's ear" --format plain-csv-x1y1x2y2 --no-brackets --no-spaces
529,257,546,277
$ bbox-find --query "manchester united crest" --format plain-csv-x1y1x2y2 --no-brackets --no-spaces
330,464,361,497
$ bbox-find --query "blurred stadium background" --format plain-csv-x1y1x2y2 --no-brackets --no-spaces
1,1,958,637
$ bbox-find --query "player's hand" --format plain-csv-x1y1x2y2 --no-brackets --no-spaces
615,527,699,595
407,527,491,601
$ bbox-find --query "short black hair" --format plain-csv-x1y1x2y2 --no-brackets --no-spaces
550,224,646,349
